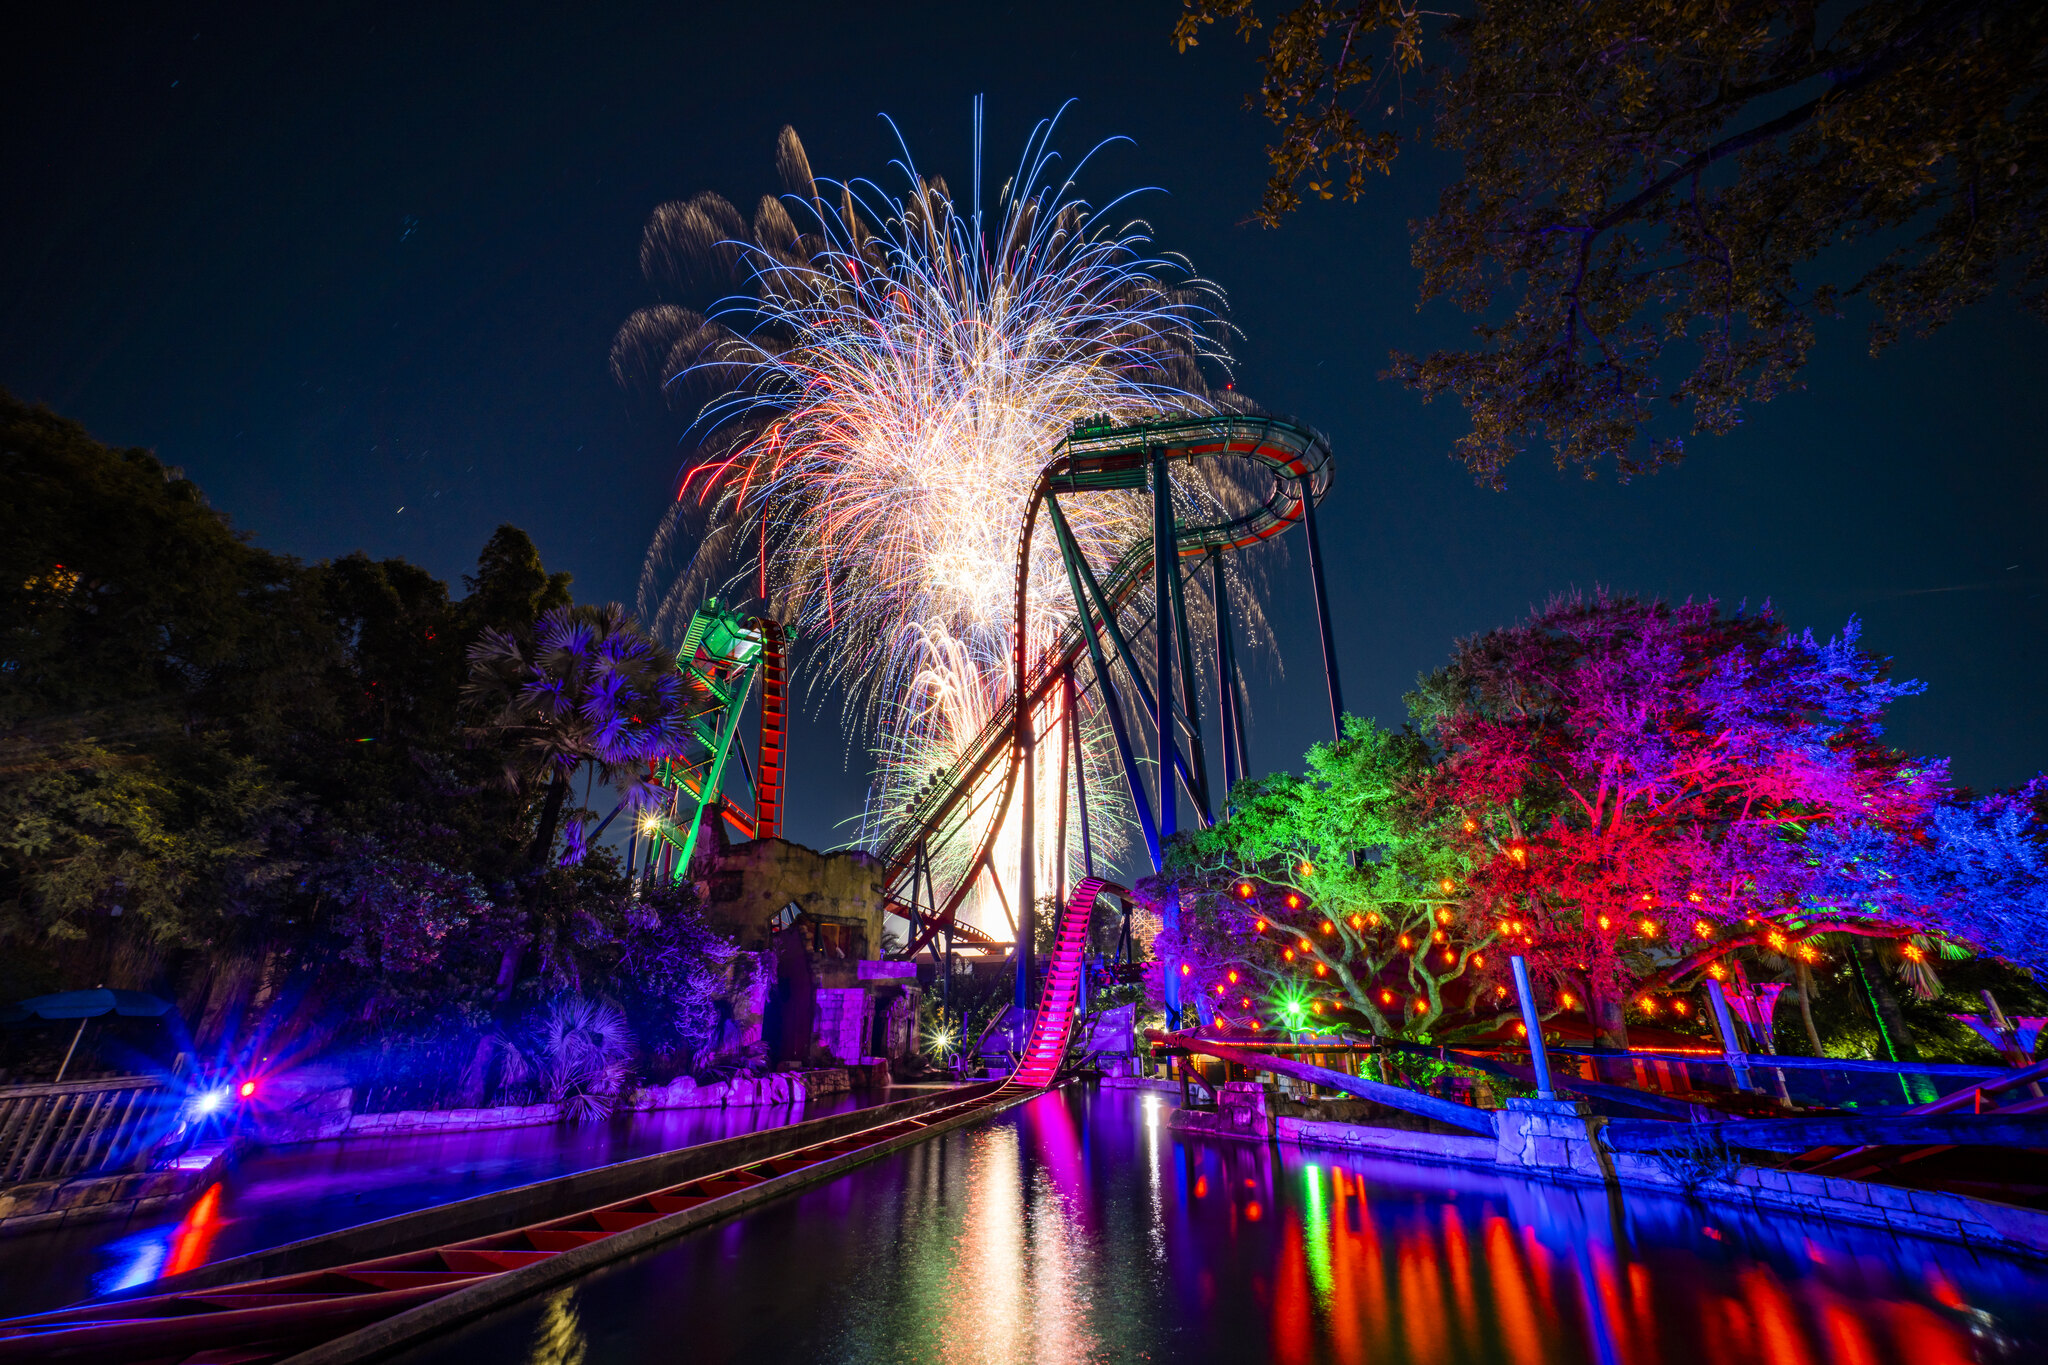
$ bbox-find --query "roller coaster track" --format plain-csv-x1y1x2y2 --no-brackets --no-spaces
0,880,1111,1365
885,414,1332,960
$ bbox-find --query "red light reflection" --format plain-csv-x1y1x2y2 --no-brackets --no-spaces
165,1183,224,1276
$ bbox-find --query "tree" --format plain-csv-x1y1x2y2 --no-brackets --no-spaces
464,604,688,999
1409,592,1945,1049
1171,1,2048,482
0,738,299,985
1162,717,1506,1040
465,604,688,866
1871,776,2048,979
1,390,315,732
460,525,573,641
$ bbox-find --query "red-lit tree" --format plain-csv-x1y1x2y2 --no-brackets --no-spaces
1410,594,1945,1049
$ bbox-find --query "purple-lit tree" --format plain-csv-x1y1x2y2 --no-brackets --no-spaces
1409,594,1947,1049
1885,777,2048,981
317,843,500,980
465,603,686,1000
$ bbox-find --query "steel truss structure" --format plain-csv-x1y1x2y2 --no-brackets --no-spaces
633,599,792,884
879,414,1340,1019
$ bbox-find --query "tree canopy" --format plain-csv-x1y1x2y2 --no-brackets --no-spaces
0,394,716,1077
1162,591,2048,1052
1162,717,1496,1040
1411,593,1947,1045
1173,0,2048,482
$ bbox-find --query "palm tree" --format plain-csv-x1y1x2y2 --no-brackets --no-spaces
465,604,684,998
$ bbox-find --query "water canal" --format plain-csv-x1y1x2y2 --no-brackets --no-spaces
390,1085,2046,1365
0,1090,885,1317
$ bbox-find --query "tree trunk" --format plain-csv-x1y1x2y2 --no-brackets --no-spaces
462,1034,497,1107
1848,937,1921,1063
525,770,572,868
1795,960,1825,1057
492,937,528,1005
1587,977,1632,1083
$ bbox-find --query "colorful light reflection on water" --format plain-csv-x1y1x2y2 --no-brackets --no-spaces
388,1086,2046,1365
0,1093,881,1317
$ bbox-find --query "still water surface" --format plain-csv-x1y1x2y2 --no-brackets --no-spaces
391,1085,2046,1364
0,1092,877,1316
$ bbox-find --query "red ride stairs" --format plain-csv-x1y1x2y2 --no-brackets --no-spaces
1004,876,1118,1089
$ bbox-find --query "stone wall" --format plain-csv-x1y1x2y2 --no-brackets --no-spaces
812,988,871,1066
0,1139,241,1236
1165,1086,2048,1259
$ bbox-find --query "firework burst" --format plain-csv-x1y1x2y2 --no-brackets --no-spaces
617,112,1265,933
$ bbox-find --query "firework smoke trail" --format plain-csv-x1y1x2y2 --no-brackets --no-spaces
618,112,1261,934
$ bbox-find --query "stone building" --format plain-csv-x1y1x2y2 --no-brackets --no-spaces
685,814,919,1073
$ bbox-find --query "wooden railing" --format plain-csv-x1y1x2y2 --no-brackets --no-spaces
0,1076,170,1184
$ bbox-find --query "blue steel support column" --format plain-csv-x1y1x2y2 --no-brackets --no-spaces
1049,497,1159,865
1298,472,1345,742
1153,445,1180,1021
1169,555,1212,826
1707,979,1755,1091
1510,955,1556,1100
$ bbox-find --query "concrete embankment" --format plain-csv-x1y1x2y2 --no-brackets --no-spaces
0,1066,882,1239
0,1139,244,1237
83,1082,984,1305
260,1065,881,1144
1162,1079,2048,1260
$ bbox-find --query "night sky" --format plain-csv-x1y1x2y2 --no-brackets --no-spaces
6,2,2045,856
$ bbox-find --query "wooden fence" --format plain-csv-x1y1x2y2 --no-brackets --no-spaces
0,1076,170,1184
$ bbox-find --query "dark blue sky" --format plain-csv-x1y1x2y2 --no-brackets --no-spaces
6,2,2044,852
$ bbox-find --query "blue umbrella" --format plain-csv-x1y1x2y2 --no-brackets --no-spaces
2,989,178,1082
0,989,175,1024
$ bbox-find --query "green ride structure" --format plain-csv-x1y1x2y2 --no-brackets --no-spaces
633,598,792,886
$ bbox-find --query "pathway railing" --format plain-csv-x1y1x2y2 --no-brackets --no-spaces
0,1076,170,1184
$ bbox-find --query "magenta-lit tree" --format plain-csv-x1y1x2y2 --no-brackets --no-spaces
1410,593,1947,1049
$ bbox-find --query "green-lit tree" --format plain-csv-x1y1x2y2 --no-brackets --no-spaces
1163,717,1508,1040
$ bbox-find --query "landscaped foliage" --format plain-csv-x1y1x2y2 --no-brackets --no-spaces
0,392,735,1096
1171,1,2048,481
1163,592,2048,1053
1160,717,1498,1040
